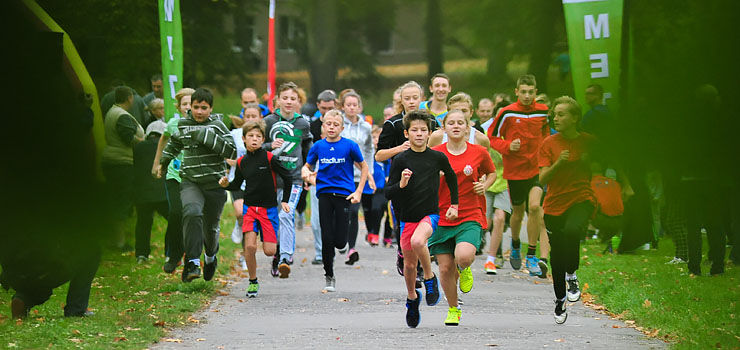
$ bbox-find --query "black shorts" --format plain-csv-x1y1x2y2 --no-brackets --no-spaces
507,175,543,207
229,189,244,202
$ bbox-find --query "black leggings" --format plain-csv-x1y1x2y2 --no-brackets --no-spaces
319,193,351,277
544,201,594,300
348,189,374,249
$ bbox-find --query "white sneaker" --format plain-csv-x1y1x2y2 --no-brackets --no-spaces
323,276,336,292
665,257,687,264
231,219,242,244
239,255,248,271
554,298,568,324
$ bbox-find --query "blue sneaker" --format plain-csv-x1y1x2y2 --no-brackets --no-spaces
510,249,522,270
423,273,440,306
405,289,421,328
526,255,542,277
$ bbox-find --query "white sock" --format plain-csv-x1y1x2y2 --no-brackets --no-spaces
486,255,495,264
189,258,200,267
205,255,215,264
566,272,577,280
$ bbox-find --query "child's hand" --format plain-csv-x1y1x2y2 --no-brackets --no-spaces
271,138,285,150
558,150,570,163
225,158,237,167
510,139,521,152
281,202,290,213
218,176,229,188
399,168,413,188
151,163,162,179
472,181,486,195
347,191,362,204
445,205,458,221
301,166,315,183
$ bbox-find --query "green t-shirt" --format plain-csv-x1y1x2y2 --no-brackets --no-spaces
487,148,508,193
164,117,183,182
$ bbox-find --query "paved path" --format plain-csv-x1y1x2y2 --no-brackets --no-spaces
153,224,665,350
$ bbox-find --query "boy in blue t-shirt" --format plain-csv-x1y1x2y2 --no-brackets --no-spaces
302,110,369,292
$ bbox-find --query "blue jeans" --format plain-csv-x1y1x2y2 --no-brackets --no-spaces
276,183,303,261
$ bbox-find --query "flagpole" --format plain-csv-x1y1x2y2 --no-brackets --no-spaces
267,0,276,111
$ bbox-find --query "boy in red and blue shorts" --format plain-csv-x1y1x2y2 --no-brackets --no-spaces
385,110,458,328
220,121,293,297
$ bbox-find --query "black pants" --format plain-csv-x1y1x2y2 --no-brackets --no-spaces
545,201,594,300
319,193,351,277
180,181,227,262
134,200,169,257
348,187,373,249
365,190,387,235
685,181,726,274
11,246,100,317
165,179,184,262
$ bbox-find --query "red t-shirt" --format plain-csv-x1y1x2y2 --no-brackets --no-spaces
538,133,597,216
487,100,549,180
591,175,624,216
433,143,496,227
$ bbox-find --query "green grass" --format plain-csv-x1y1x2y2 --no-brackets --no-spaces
0,205,241,349
578,237,739,349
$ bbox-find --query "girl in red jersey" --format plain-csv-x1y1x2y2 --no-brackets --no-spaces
429,110,496,326
539,96,597,324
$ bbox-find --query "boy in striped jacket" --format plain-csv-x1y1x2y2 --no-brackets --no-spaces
159,88,237,283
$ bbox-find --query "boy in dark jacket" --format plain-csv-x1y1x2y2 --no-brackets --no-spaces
220,121,293,296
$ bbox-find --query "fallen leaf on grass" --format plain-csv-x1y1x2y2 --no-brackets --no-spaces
625,320,635,325
211,309,220,312
69,338,82,343
7,343,16,348
643,299,652,308
197,338,206,342
582,283,589,292
72,330,81,335
187,316,200,324
134,291,149,296
153,320,165,327
164,338,183,343
114,337,127,342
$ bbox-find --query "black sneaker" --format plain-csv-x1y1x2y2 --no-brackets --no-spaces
554,298,568,324
163,258,181,274
423,273,440,306
405,289,421,328
203,256,217,281
566,277,581,302
396,251,404,276
183,262,201,282
345,249,359,265
271,255,279,277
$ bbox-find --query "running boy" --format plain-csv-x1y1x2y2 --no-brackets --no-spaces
219,121,292,297
539,96,597,324
159,88,236,283
301,110,368,292
487,74,550,277
430,109,496,326
385,110,459,328
262,82,313,278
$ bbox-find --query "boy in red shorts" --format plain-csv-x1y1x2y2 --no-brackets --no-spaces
219,121,292,297
385,110,459,328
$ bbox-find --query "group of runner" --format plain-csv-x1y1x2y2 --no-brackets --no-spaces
151,72,621,328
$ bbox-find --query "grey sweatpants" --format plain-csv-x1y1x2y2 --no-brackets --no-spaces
180,180,227,262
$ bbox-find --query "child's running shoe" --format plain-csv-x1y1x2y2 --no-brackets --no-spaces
423,273,440,306
345,249,359,265
484,260,497,275
566,277,581,302
554,298,568,324
323,276,336,292
367,233,379,246
458,266,473,293
510,248,522,270
278,259,291,279
247,280,259,298
405,289,421,328
526,255,541,277
444,306,461,326
396,251,404,276
383,238,393,248
270,255,279,277
537,259,548,279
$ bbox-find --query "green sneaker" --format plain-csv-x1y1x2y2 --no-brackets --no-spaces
458,266,473,293
444,306,461,326
247,280,259,298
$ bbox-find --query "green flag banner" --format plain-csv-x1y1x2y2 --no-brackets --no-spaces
562,0,623,114
159,0,183,121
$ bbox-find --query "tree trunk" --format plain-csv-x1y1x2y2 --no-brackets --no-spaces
528,0,561,94
307,0,338,97
425,0,444,80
